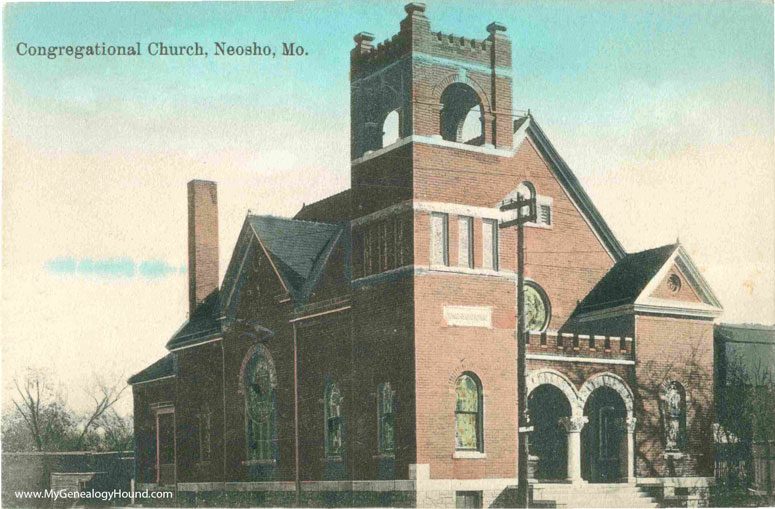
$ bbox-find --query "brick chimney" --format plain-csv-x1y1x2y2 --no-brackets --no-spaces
187,180,219,316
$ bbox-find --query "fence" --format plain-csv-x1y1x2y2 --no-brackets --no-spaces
1,451,134,508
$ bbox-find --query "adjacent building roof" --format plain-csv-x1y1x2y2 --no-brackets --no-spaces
575,244,678,314
128,353,176,385
715,323,775,386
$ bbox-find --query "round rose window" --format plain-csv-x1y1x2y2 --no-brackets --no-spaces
667,274,681,293
524,283,550,332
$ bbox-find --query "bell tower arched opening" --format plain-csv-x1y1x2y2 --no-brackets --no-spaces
440,83,484,145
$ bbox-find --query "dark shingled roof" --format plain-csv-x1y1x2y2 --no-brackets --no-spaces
128,353,176,385
293,189,352,223
165,289,222,350
575,244,678,314
248,215,342,301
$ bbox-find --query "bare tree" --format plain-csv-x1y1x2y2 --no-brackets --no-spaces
73,373,129,450
8,368,76,451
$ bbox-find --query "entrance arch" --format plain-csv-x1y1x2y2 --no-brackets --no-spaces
528,384,571,480
579,373,636,483
582,387,627,482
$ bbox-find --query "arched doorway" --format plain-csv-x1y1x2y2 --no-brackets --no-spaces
582,387,627,483
528,384,571,480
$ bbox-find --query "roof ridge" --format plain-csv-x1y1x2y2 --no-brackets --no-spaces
625,243,678,258
248,213,342,228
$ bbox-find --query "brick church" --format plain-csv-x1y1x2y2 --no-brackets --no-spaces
129,3,724,507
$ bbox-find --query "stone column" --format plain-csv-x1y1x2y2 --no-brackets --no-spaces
626,417,637,483
559,416,588,485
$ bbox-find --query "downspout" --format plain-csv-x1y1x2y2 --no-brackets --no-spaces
293,322,301,506
221,340,228,486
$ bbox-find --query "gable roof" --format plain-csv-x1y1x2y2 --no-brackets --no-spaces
220,214,345,319
128,353,176,385
574,243,723,320
165,289,222,350
248,215,343,301
517,115,628,262
576,244,678,314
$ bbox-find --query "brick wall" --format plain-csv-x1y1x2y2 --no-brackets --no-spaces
634,315,715,477
414,273,518,480
133,378,176,483
188,180,219,316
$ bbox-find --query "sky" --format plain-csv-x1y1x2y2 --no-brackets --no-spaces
2,1,774,416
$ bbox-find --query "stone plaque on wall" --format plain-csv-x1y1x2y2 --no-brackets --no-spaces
443,305,492,328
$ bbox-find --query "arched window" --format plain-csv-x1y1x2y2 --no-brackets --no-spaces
244,347,276,461
660,381,687,451
440,83,484,145
378,382,395,454
325,382,344,458
455,373,483,451
382,110,400,148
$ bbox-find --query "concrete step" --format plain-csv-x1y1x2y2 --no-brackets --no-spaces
530,484,659,508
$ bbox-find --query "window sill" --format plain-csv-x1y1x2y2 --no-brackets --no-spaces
453,451,486,460
373,453,395,460
242,459,276,466
323,456,344,463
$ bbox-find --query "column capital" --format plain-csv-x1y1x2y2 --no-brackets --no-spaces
559,416,588,433
626,416,637,433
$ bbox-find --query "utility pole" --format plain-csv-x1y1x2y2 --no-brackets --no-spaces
500,191,536,508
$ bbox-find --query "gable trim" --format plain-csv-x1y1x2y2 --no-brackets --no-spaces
634,244,723,310
525,121,627,261
248,220,291,295
575,301,722,322
635,245,681,303
223,234,255,313
299,228,344,302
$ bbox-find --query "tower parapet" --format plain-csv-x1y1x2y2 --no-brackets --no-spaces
350,3,514,159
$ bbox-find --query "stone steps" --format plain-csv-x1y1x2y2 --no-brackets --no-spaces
531,483,659,508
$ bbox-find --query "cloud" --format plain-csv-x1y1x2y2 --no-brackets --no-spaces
45,257,185,279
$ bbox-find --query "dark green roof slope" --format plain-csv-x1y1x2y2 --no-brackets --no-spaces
248,215,342,301
575,244,677,314
165,289,221,350
128,353,176,385
715,323,775,386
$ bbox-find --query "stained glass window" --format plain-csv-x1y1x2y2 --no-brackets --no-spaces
455,374,482,451
378,382,395,454
326,383,344,457
245,350,275,461
525,283,549,332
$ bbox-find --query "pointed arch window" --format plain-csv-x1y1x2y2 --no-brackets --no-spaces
244,347,276,461
325,382,344,458
378,382,395,454
455,373,483,451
